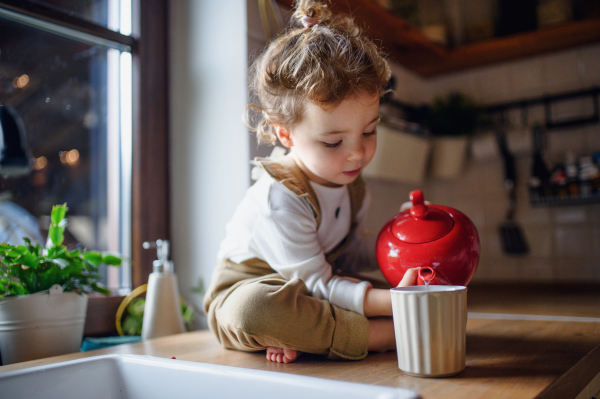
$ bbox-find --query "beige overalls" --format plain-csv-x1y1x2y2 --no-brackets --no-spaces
203,155,374,360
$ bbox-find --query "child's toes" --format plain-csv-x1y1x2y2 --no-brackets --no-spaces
266,347,284,363
282,349,298,363
266,347,300,363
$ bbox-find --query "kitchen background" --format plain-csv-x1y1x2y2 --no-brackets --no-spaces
247,0,600,283
0,0,597,335
173,0,600,326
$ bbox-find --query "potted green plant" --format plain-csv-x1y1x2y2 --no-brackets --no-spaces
0,204,122,365
428,92,483,179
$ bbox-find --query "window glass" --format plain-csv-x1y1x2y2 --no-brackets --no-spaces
30,0,129,32
0,14,131,291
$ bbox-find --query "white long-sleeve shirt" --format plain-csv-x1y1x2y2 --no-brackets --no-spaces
217,173,372,315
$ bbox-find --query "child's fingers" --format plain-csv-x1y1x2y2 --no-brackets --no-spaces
397,267,420,287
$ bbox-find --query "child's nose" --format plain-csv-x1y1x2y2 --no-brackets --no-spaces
348,144,365,161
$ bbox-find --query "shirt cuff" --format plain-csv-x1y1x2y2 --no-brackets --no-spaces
329,279,372,316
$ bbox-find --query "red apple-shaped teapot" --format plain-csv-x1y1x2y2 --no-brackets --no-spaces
376,190,480,286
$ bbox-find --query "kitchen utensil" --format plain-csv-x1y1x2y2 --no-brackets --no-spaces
391,285,467,377
497,128,529,255
376,190,480,287
529,124,551,199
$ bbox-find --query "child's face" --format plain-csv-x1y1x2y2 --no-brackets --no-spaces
276,93,379,187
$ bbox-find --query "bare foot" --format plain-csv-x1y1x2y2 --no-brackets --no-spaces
266,347,300,363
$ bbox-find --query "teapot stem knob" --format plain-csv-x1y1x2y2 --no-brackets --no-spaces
409,190,429,219
410,190,424,206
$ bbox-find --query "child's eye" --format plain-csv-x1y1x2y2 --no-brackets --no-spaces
363,130,376,137
322,140,342,148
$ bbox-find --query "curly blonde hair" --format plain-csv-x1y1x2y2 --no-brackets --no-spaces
246,0,391,145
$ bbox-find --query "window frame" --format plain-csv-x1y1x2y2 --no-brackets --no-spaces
0,0,169,336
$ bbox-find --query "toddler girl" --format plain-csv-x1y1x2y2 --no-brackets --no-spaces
203,0,418,364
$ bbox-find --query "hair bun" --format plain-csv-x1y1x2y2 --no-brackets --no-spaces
293,0,331,27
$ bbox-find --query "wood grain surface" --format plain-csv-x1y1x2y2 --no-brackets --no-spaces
467,284,600,318
2,317,599,399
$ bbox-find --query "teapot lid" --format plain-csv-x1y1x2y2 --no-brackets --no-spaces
392,190,454,244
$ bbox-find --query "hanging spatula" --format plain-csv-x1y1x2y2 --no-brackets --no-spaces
496,128,529,255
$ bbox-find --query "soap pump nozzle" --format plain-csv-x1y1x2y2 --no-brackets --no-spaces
143,239,173,274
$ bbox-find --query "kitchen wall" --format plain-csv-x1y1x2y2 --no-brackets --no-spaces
169,0,250,327
365,43,600,283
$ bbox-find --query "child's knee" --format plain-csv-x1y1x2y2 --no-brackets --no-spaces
217,280,291,335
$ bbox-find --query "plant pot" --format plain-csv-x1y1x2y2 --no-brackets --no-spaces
0,285,87,365
362,124,431,184
429,136,470,179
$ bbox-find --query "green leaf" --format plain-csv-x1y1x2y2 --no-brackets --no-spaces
14,245,28,255
39,269,61,291
91,283,110,296
0,243,14,251
83,260,99,273
48,246,60,258
7,249,22,257
51,258,69,269
82,251,103,266
16,284,27,295
51,204,68,225
48,225,64,247
6,246,28,259
102,254,122,266
67,258,84,273
20,253,41,269
67,249,81,258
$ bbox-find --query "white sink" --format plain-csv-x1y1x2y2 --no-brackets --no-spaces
0,354,419,399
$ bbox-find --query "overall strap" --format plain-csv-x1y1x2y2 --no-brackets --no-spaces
256,154,322,228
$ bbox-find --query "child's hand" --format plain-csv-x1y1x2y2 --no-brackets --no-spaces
397,267,420,287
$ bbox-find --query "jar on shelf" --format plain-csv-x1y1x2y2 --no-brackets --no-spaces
550,165,568,197
579,156,600,195
565,152,580,197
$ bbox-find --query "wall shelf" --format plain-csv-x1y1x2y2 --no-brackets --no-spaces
275,0,600,77
530,193,600,207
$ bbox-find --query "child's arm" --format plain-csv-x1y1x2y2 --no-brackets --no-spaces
362,267,419,317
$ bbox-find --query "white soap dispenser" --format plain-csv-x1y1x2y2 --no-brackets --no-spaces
141,239,186,340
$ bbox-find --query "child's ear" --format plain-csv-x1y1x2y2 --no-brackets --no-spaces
275,125,294,148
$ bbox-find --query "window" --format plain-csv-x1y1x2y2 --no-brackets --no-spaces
0,0,169,335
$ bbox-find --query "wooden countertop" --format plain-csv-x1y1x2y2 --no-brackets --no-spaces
2,284,600,399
